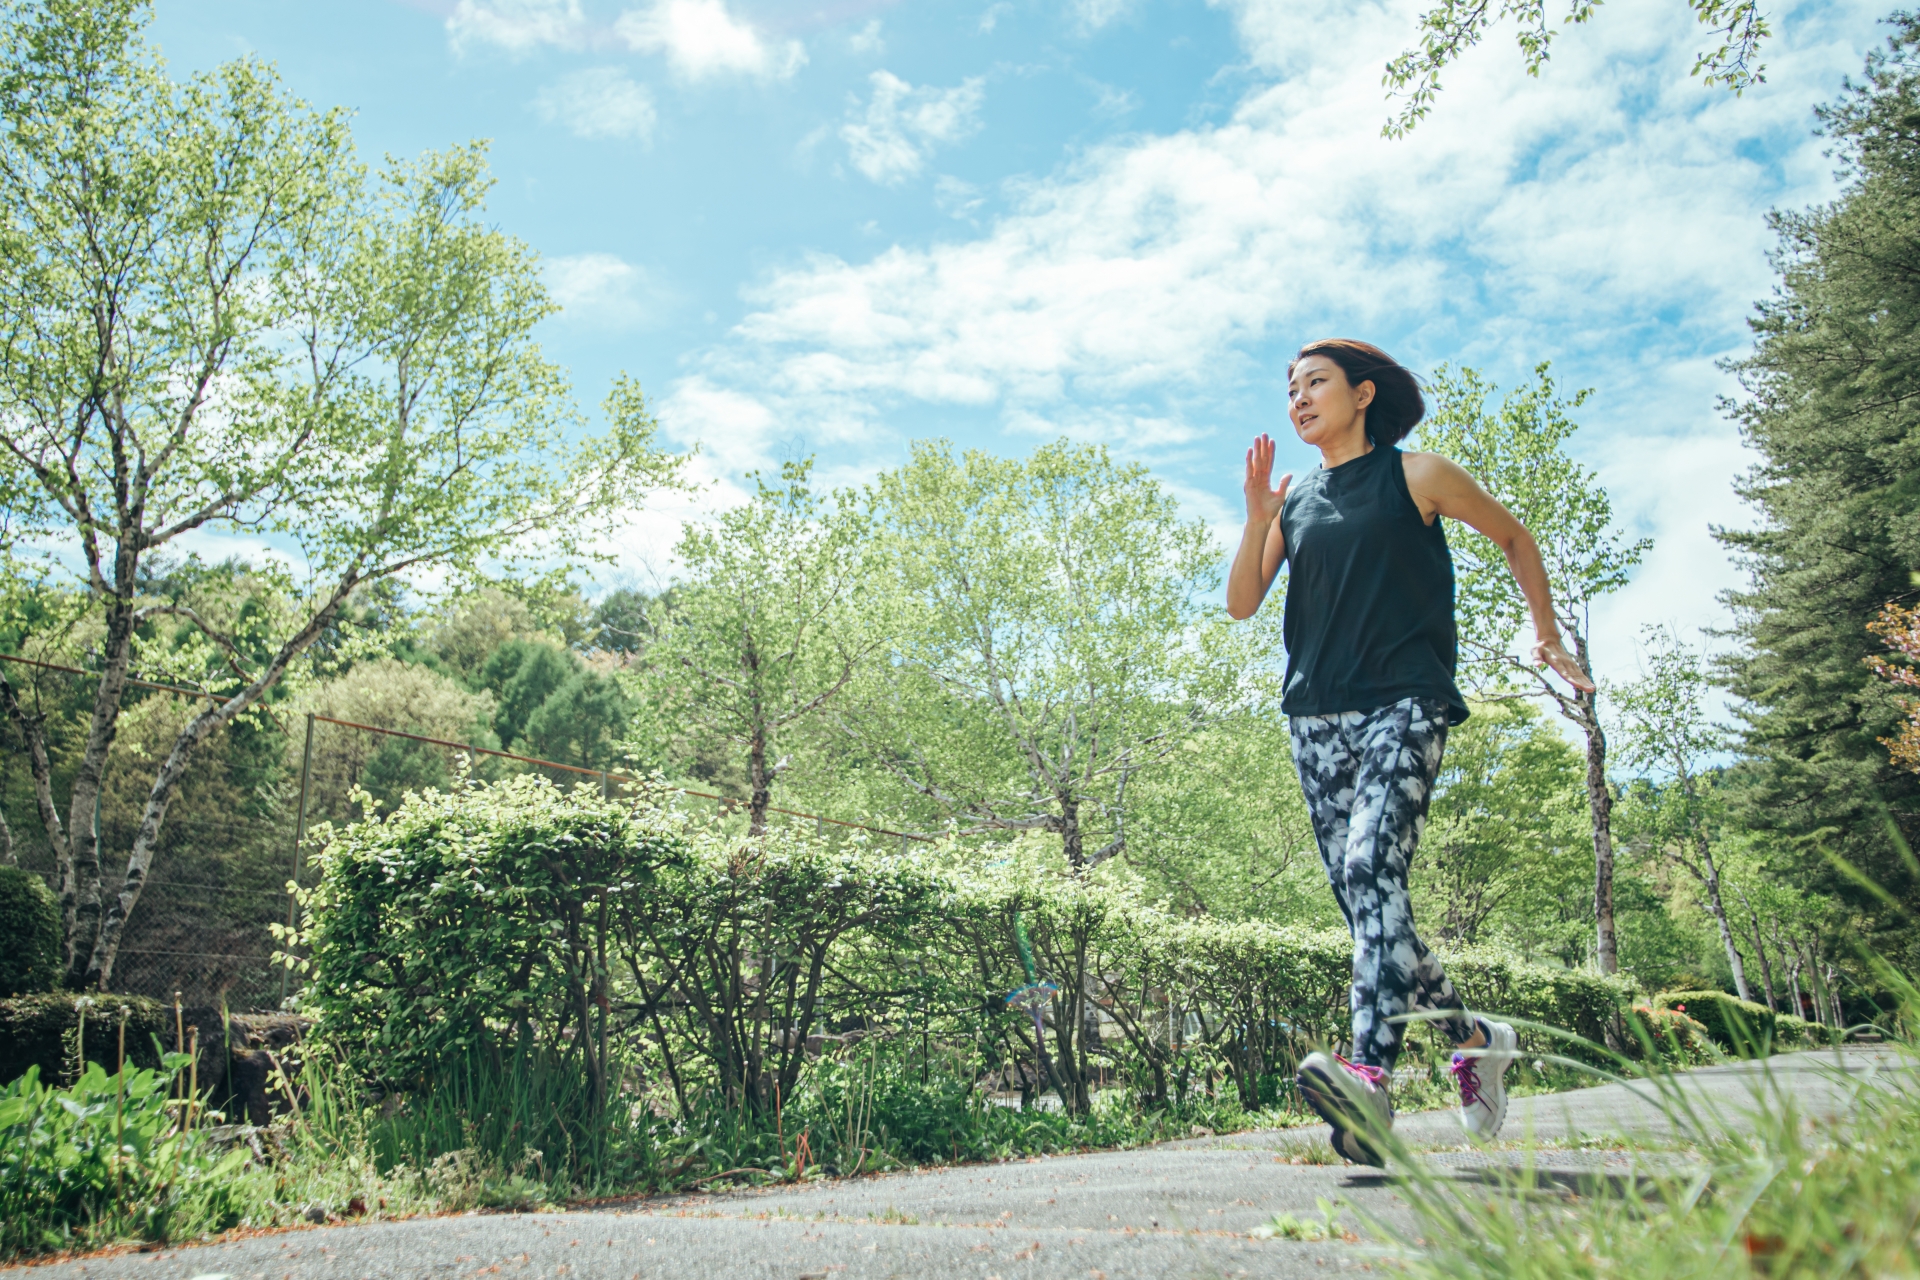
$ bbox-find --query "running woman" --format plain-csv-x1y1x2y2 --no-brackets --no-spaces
1226,339,1595,1164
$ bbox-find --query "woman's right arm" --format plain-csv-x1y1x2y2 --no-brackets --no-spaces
1226,433,1291,620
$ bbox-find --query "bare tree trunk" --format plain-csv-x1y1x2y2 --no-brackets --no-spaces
1736,888,1777,1012
1060,796,1083,874
84,589,356,989
1,673,74,950
0,726,9,866
84,701,230,988
62,596,146,985
1798,938,1822,1025
1695,845,1750,1003
747,719,771,837
0,736,12,867
1573,686,1618,975
1771,915,1802,1018
741,631,771,837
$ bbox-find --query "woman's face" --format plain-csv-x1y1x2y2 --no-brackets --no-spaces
1288,355,1374,449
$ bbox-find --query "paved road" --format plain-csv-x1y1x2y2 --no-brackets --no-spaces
17,1047,1904,1280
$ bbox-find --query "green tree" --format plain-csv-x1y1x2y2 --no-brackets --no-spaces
1381,0,1766,137
1122,713,1329,923
634,459,872,835
1416,699,1589,948
1720,22,1920,966
292,656,498,824
519,665,630,771
0,1,680,990
590,587,660,656
429,587,551,678
1613,625,1752,1001
481,640,579,751
1416,365,1649,973
850,440,1262,873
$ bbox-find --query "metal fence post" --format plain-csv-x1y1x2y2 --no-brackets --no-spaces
278,713,315,1006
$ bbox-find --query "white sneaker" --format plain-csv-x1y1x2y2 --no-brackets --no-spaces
1453,1019,1518,1138
1297,1051,1394,1166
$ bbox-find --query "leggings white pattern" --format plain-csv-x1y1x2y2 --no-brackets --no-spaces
1289,697,1475,1070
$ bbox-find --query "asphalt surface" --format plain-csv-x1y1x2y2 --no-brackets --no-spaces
17,1046,1906,1280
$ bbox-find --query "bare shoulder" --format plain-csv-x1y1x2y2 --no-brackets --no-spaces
1400,449,1514,530
1398,450,1473,490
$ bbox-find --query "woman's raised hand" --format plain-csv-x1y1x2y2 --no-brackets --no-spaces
1531,635,1597,694
1245,434,1292,526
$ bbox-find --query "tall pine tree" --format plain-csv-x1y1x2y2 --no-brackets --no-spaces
1722,19,1920,969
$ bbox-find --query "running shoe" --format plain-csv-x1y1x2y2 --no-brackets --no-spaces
1452,1018,1518,1138
1296,1051,1394,1166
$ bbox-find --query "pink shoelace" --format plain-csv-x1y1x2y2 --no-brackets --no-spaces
1449,1053,1483,1108
1336,1055,1390,1090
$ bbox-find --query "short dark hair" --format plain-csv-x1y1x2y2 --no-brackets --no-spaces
1288,339,1425,447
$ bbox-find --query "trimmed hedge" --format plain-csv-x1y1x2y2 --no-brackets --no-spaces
1773,1013,1841,1049
1445,947,1636,1064
1655,990,1776,1055
1623,1004,1715,1065
295,778,1644,1122
0,993,169,1086
0,867,60,997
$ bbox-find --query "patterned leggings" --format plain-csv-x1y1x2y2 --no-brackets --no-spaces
1289,697,1476,1070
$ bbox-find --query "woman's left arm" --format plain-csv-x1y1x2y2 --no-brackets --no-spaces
1402,451,1596,694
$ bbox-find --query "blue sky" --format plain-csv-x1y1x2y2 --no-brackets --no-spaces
154,0,1889,682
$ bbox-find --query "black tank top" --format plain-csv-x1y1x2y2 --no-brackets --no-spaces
1277,445,1468,724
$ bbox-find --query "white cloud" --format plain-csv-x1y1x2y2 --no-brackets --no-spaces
615,0,806,80
705,0,1866,420
545,252,661,326
1586,423,1758,677
978,3,1012,34
935,174,985,220
849,19,885,55
654,375,885,482
447,0,589,55
841,71,986,184
1071,0,1133,32
533,67,657,141
657,0,1883,674
1087,79,1139,118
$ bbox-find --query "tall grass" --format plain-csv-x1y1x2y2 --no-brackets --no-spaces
1362,986,1916,1278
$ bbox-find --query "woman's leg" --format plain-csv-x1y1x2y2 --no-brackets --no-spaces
1343,698,1475,1070
1289,710,1364,934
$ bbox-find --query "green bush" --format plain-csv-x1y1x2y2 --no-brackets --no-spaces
299,775,689,1178
1095,914,1352,1111
1654,989,1776,1055
0,1057,248,1256
301,775,688,1080
0,868,60,997
1622,1004,1715,1066
290,778,1653,1197
1445,947,1635,1064
1773,1012,1839,1048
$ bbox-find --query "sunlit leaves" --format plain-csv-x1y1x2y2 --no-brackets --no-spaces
1381,0,1768,137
